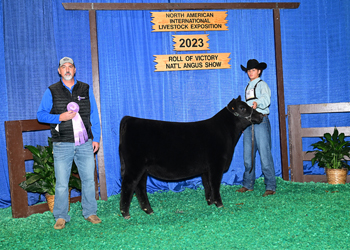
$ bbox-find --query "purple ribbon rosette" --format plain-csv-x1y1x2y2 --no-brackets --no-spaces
67,102,88,146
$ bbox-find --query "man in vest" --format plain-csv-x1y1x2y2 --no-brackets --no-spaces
37,57,101,229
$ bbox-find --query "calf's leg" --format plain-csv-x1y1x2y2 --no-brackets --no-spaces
120,166,147,219
135,172,154,215
208,169,224,208
201,173,213,205
120,175,137,219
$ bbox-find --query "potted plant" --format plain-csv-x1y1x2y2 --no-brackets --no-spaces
19,137,81,212
308,127,350,184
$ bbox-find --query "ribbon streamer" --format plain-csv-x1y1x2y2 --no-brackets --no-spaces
67,102,88,146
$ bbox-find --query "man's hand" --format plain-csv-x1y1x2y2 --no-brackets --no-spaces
59,111,76,121
92,142,100,153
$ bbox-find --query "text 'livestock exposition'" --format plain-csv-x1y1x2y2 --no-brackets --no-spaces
151,12,228,32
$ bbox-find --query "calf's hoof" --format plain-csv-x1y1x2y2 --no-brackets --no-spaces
214,201,223,208
207,199,214,206
142,208,154,215
121,210,130,220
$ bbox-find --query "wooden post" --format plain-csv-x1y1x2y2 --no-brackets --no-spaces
89,9,108,201
273,8,289,180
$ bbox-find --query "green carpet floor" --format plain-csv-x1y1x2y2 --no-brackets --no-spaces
1,177,350,249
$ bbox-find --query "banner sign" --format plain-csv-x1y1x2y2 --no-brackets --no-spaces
154,53,231,71
151,11,228,32
173,35,209,51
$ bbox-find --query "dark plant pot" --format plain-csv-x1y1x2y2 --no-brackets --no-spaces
326,168,348,184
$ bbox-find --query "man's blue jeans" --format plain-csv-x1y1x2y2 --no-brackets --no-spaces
243,116,276,191
52,139,97,222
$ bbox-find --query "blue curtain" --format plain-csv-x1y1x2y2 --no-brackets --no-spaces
3,0,59,206
0,0,10,208
0,0,349,208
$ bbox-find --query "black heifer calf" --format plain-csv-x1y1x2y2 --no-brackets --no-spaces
119,96,263,219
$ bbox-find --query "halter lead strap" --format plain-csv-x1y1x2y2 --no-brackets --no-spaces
249,124,255,174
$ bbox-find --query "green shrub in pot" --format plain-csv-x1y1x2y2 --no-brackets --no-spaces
19,137,81,197
308,127,350,170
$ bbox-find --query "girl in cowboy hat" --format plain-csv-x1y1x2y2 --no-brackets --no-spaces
236,59,276,197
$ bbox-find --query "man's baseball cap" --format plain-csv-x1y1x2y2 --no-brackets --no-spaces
59,57,74,67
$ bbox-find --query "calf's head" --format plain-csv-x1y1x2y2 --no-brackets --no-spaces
226,96,264,124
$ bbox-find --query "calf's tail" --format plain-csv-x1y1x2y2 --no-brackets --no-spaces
119,116,129,178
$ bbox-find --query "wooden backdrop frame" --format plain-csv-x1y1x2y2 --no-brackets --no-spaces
62,2,300,195
5,119,99,218
288,103,350,183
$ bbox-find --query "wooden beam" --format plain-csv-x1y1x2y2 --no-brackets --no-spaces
273,8,289,180
89,10,108,201
287,105,303,182
63,2,300,10
5,120,30,218
299,102,350,114
301,126,350,137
